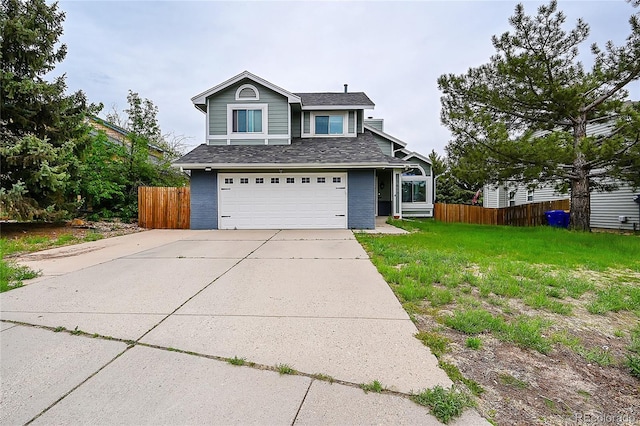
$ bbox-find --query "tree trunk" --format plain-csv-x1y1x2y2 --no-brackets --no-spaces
570,117,591,232
570,167,591,231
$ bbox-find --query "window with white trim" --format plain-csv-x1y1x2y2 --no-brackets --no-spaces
255,178,264,184
271,177,279,184
527,189,534,202
286,177,295,184
240,178,249,184
301,177,310,183
317,177,326,183
509,191,516,207
332,177,341,183
402,181,426,203
224,178,233,184
232,109,262,133
315,115,343,135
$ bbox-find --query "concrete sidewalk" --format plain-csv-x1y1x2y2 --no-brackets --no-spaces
1,229,487,425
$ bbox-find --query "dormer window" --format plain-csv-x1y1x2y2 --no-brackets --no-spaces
235,84,259,100
315,115,344,135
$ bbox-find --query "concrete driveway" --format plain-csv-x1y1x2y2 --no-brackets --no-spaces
1,229,487,425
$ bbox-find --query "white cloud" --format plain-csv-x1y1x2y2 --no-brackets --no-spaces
57,0,640,156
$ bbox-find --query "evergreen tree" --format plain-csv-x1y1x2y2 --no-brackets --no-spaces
1,0,95,219
438,1,640,231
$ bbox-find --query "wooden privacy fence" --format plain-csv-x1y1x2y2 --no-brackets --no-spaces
434,199,570,227
138,186,190,229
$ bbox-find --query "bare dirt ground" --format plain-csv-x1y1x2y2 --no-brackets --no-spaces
1,220,144,250
414,302,639,425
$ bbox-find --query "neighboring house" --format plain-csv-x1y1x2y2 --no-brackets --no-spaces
87,116,165,162
483,119,640,231
173,70,433,230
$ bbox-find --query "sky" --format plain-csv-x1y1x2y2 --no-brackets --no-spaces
54,0,640,157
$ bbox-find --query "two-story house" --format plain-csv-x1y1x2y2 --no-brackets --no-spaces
173,71,433,229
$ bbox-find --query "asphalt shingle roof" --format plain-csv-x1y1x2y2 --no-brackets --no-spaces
174,130,407,167
294,92,374,107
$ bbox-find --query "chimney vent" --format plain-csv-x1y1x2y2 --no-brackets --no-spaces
344,84,348,93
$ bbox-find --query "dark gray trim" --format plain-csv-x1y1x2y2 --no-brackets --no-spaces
348,170,375,229
190,170,218,229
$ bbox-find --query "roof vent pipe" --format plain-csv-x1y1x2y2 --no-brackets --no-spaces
344,84,348,93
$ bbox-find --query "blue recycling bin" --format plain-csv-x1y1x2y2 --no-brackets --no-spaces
545,210,570,228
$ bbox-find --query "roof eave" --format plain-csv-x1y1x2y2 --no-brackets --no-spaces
364,124,408,148
301,105,374,110
172,162,408,170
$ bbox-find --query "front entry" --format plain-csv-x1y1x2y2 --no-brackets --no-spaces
376,170,393,216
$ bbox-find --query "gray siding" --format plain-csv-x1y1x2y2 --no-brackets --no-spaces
348,111,355,133
483,187,498,208
371,133,393,156
291,110,301,138
591,183,639,230
406,157,431,176
208,79,289,137
483,181,639,230
267,139,289,145
530,184,567,203
364,118,384,131
348,169,375,229
190,170,218,229
303,112,310,134
208,139,227,146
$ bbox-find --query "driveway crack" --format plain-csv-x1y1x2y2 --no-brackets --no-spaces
135,230,282,343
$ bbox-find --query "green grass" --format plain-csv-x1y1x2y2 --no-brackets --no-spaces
437,361,484,396
275,364,296,375
360,380,384,393
357,220,640,361
498,373,529,389
415,331,450,358
227,356,246,366
0,259,39,292
0,231,105,293
412,385,475,424
311,373,335,383
625,354,640,377
465,337,482,350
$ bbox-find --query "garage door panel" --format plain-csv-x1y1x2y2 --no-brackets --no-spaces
218,173,347,229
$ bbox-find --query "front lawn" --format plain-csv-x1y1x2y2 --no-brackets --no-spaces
356,220,639,425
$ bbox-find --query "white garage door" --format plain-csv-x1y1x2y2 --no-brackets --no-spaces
218,172,347,229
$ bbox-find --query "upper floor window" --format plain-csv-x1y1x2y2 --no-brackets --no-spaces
315,115,343,135
235,84,259,100
232,109,262,133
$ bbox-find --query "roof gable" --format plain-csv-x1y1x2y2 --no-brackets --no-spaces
191,71,301,112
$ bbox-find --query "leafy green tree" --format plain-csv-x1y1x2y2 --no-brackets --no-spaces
91,91,187,219
1,0,95,219
428,151,481,204
438,1,640,231
77,132,128,214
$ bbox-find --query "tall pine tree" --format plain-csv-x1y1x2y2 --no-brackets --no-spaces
438,1,640,231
